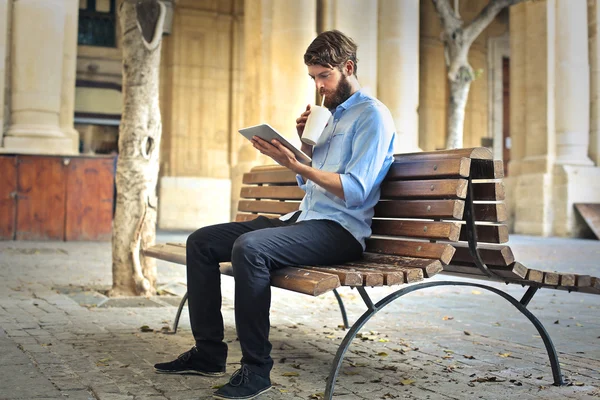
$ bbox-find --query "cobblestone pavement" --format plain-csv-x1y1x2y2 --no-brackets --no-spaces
0,233,599,400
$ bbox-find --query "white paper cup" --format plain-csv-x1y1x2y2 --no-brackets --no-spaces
301,105,332,146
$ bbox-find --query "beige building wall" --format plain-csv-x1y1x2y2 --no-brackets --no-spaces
0,0,10,142
157,0,241,230
320,0,378,97
1,0,598,238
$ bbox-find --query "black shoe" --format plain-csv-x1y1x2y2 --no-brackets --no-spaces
213,365,272,399
154,346,225,376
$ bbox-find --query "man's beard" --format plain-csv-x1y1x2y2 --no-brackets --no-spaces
322,73,353,109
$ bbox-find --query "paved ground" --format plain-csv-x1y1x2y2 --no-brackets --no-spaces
0,233,599,400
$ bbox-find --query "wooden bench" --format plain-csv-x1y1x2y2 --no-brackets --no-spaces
145,147,600,399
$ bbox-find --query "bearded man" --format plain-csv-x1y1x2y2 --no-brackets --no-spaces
154,30,396,400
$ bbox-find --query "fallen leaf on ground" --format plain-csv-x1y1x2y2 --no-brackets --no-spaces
498,352,511,358
400,379,415,386
377,352,388,357
471,376,506,383
442,316,454,320
463,355,475,359
282,372,299,377
463,331,471,336
140,325,154,332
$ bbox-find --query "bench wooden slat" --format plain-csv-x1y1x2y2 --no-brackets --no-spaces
559,273,576,287
575,275,592,287
374,200,465,219
243,170,297,185
471,203,508,222
442,261,528,280
240,186,305,200
526,269,544,283
346,263,425,284
238,200,299,215
366,239,455,264
380,179,468,200
337,264,409,285
296,266,363,286
145,243,186,264
385,158,471,180
543,271,560,286
371,219,460,241
220,263,341,296
470,159,504,179
312,265,384,286
357,254,443,278
235,213,280,222
450,245,515,267
458,224,509,244
472,182,505,201
396,147,493,161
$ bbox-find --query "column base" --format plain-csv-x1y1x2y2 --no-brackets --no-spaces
62,126,80,153
158,176,231,230
552,164,600,237
513,172,553,236
1,135,77,155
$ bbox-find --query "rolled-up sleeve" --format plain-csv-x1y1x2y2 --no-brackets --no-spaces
296,174,307,191
340,105,395,208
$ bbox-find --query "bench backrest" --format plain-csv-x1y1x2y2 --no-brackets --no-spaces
238,147,507,269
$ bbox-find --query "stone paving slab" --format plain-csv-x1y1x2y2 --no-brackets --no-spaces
0,234,599,399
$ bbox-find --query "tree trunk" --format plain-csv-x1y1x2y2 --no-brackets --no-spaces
431,0,527,149
446,66,473,149
111,0,165,297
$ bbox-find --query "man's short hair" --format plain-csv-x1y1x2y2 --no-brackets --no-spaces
304,30,358,76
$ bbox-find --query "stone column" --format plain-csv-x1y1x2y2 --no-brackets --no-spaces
320,0,378,96
590,0,600,166
521,0,550,175
0,0,9,142
230,0,317,220
554,0,592,166
270,0,316,140
508,3,526,177
4,0,74,155
377,0,420,154
60,0,80,153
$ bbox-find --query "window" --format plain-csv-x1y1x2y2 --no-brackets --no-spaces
78,0,117,47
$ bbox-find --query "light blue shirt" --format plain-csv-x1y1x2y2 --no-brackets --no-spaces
280,89,396,250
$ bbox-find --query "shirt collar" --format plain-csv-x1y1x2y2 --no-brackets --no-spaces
332,88,365,113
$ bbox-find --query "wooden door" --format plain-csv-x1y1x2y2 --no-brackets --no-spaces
16,156,67,240
0,156,18,240
65,157,115,241
502,57,510,176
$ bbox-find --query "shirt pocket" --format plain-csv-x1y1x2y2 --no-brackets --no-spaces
325,132,345,165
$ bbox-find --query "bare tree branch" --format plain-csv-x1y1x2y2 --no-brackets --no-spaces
432,0,462,34
464,0,527,44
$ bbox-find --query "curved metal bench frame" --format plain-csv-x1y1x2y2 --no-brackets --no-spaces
323,281,563,399
169,288,349,334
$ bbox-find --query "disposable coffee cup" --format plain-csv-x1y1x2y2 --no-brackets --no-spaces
301,105,332,146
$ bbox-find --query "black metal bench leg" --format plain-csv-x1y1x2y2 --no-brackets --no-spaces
169,291,188,334
324,281,564,400
332,289,349,329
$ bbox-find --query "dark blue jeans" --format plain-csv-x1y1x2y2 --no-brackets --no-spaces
185,213,363,377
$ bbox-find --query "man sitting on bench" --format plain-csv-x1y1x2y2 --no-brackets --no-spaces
154,30,397,400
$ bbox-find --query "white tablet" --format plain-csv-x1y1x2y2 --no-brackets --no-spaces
239,123,312,164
